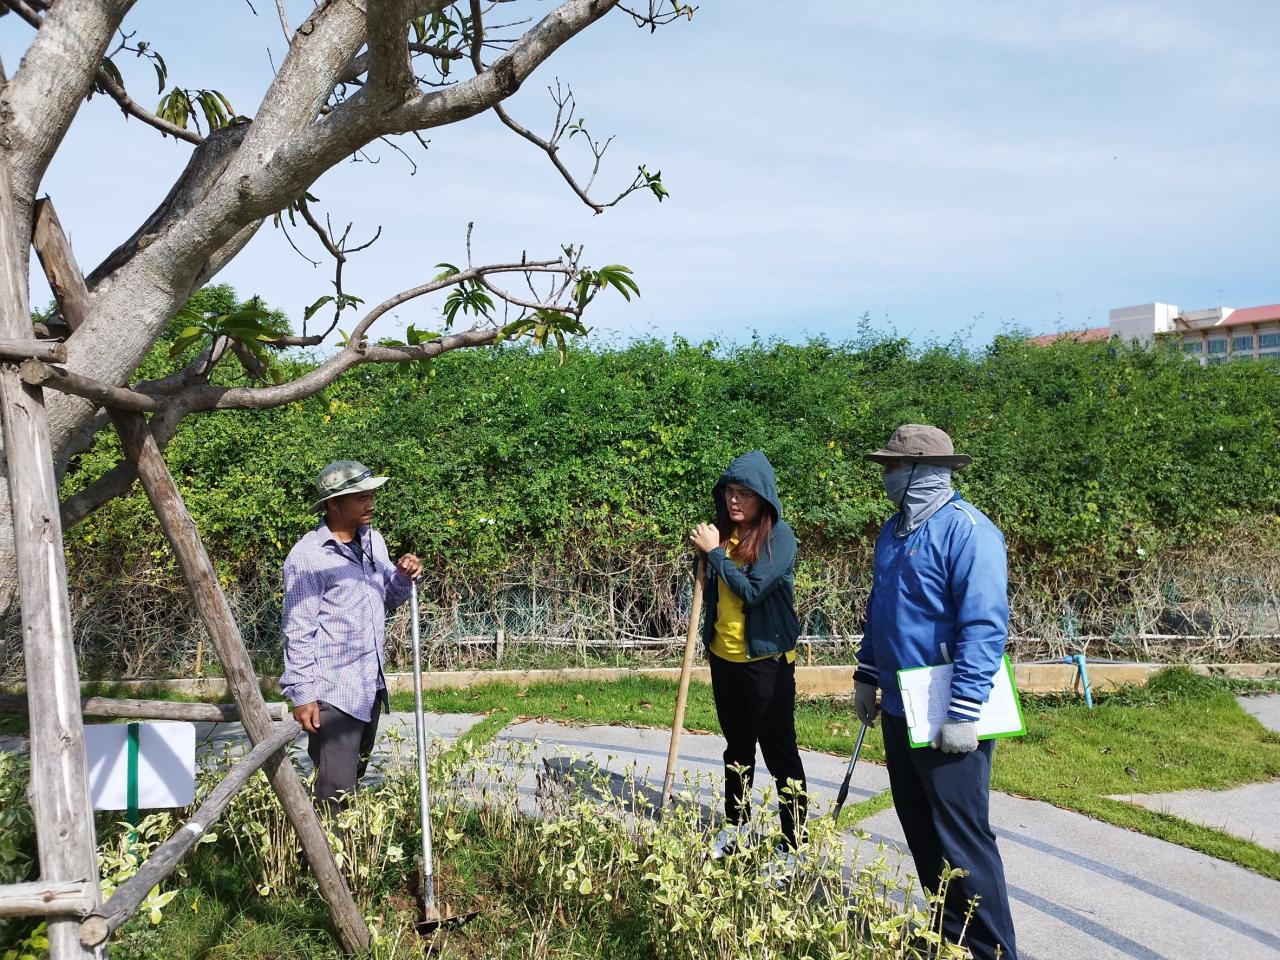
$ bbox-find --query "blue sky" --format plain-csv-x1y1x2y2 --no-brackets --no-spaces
8,0,1279,348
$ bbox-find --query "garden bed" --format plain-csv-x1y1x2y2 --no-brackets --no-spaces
1,731,965,960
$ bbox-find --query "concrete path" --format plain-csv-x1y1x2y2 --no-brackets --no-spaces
496,717,1280,960
1237,693,1280,733
192,711,483,759
193,711,485,782
1108,694,1280,855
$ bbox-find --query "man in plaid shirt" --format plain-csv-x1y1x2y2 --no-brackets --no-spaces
280,460,422,807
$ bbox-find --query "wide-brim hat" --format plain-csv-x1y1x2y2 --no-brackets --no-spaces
309,460,389,512
864,424,971,469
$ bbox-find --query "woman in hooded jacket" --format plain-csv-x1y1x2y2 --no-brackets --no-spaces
689,450,808,861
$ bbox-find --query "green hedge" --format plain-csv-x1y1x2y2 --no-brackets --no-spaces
64,326,1280,596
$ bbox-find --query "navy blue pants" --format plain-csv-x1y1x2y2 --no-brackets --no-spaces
881,712,1018,960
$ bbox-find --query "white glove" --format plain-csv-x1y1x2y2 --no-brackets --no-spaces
853,682,879,727
933,719,978,754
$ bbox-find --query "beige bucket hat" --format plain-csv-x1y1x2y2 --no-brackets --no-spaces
864,424,972,469
309,460,389,512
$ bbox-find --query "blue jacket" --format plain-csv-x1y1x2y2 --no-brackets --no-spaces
700,451,802,659
854,493,1009,721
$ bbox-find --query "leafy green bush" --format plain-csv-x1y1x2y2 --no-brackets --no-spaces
45,310,1280,677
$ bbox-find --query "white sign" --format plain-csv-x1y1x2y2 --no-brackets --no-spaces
85,722,196,811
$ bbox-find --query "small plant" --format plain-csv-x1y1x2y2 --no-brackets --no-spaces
0,730,965,958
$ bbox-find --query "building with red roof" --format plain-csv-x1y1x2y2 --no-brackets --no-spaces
1028,302,1280,364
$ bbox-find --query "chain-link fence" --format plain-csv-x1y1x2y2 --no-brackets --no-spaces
3,543,1278,681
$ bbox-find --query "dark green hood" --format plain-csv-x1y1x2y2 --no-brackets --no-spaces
714,450,783,522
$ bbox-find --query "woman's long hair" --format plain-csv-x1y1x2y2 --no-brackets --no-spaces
714,490,774,566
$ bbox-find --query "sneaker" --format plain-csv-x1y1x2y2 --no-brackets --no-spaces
709,823,749,860
759,846,803,888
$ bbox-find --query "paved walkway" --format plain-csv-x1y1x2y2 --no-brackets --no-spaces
191,711,484,768
1237,693,1280,733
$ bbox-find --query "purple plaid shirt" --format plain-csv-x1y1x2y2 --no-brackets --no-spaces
279,520,413,721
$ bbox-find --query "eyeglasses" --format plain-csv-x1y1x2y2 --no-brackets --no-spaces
724,487,758,503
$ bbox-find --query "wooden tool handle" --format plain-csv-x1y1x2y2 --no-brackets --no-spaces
661,556,706,809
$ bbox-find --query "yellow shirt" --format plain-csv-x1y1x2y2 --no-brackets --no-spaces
709,534,797,664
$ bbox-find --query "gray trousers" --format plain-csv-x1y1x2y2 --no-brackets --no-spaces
307,697,383,809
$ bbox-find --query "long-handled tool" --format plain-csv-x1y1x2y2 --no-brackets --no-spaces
831,721,869,822
409,580,477,939
661,556,706,810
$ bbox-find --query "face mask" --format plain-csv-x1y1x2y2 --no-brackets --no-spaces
883,463,954,535
882,464,916,506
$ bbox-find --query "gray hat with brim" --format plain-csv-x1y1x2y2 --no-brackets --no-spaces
309,460,390,512
865,424,972,469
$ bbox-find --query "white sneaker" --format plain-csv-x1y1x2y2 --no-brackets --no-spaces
759,847,802,888
709,823,749,860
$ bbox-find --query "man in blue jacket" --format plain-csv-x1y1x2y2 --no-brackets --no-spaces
854,425,1018,960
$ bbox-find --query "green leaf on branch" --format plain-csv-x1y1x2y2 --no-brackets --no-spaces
407,326,441,346
638,164,669,202
167,326,206,359
574,264,640,308
152,52,168,94
304,296,335,322
443,283,494,328
595,264,640,301
98,57,125,93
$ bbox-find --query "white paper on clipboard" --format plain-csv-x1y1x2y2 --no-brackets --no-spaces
897,655,1025,748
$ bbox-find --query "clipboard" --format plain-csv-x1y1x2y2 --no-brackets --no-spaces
897,655,1026,749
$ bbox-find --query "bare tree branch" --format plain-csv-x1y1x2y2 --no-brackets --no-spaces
365,0,414,96
0,0,41,29
265,0,622,208
1,1,201,144
467,2,642,214
339,42,463,86
273,0,290,43
83,123,250,288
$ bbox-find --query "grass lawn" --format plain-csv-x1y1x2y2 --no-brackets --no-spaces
394,667,1280,880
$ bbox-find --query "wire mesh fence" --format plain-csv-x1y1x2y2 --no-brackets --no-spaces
3,540,1278,682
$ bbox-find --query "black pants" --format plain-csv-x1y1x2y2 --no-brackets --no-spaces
882,711,1018,960
307,697,383,812
709,651,808,847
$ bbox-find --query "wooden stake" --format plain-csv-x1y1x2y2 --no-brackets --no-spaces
0,882,95,919
661,557,705,809
113,412,370,954
0,339,66,363
0,139,100,960
18,359,161,413
0,695,287,722
25,196,363,952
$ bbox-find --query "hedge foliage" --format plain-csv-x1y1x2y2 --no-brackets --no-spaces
63,304,1280,605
